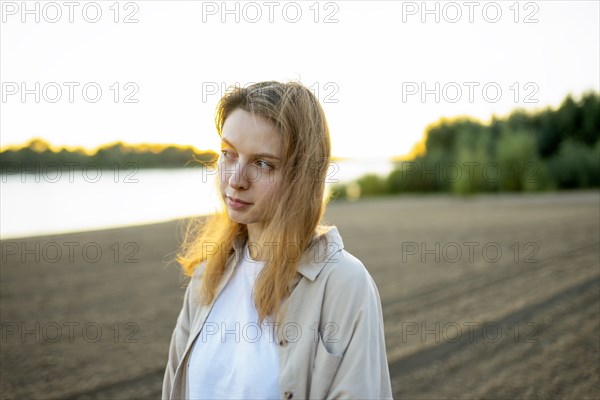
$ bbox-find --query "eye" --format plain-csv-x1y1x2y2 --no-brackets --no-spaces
256,159,273,169
221,149,235,160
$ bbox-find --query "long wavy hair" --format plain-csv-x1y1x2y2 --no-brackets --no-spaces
177,81,332,325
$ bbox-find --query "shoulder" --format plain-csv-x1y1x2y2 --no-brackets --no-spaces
323,248,380,302
312,241,386,348
189,261,207,285
183,261,208,305
310,227,381,304
317,226,374,285
324,248,371,286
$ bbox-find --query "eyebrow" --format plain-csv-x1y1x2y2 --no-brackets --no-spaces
221,138,281,161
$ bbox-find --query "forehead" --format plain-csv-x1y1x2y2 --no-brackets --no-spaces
221,108,282,156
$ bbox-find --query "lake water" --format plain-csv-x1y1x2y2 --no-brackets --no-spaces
1,160,394,238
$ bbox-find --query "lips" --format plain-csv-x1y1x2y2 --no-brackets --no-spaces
226,196,252,211
227,196,252,205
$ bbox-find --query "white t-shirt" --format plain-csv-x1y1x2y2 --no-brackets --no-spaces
186,244,280,400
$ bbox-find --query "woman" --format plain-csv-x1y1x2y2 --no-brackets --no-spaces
162,81,393,399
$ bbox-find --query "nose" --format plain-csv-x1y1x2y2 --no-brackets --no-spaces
228,162,249,190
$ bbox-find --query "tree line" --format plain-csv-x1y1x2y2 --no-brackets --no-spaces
333,91,599,198
0,140,217,172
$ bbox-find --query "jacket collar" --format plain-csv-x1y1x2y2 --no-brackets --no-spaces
231,225,344,282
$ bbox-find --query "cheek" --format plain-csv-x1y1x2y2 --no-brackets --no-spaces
259,174,282,199
218,161,230,184
244,165,263,182
218,168,229,195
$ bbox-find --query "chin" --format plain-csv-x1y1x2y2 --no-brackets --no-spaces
226,210,250,224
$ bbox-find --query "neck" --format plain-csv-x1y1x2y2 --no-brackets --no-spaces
246,223,265,261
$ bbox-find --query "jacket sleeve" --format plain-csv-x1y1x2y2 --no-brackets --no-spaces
321,257,394,399
162,279,193,400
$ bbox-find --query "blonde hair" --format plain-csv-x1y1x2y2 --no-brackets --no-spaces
177,81,332,325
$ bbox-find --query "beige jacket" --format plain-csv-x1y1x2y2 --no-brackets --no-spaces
162,226,393,399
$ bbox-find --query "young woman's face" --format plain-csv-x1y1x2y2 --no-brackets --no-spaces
219,108,283,231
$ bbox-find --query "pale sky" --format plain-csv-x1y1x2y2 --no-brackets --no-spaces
1,0,598,159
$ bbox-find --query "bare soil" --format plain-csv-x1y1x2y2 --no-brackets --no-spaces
1,191,598,399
